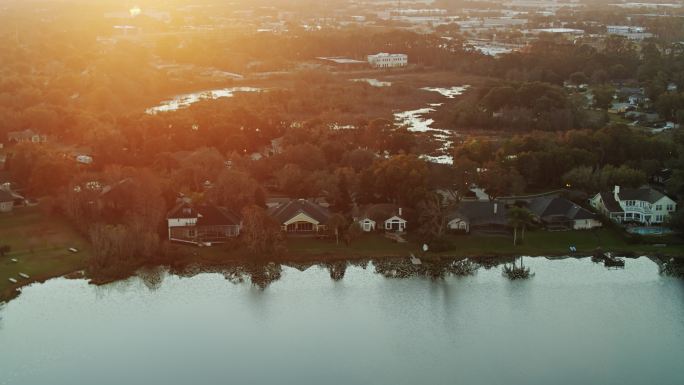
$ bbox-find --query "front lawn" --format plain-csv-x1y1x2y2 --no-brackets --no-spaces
286,234,417,258
438,228,684,257
0,206,90,300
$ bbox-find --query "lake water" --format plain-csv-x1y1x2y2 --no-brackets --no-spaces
395,85,469,165
1,257,683,385
145,87,262,114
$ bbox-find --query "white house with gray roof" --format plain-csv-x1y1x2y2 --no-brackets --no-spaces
590,185,676,225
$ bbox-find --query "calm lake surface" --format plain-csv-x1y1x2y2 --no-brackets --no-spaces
1,257,683,385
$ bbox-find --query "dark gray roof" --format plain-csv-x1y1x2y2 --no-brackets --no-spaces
599,192,623,213
167,203,240,226
450,201,508,227
357,203,403,222
528,197,596,221
268,199,331,225
617,187,665,204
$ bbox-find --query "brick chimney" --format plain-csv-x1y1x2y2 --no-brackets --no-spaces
614,185,620,201
398,207,403,217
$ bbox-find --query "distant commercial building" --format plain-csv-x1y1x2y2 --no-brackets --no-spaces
532,28,585,37
367,53,408,69
606,26,653,40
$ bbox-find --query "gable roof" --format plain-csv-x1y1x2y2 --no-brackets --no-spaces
617,187,666,204
356,203,404,223
598,192,623,213
268,199,331,225
385,215,407,223
528,197,596,221
167,203,240,226
450,201,508,227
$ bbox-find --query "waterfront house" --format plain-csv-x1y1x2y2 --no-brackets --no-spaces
167,202,241,246
527,197,602,230
590,185,676,225
447,201,508,234
0,184,25,213
651,168,673,185
268,199,331,235
354,204,408,232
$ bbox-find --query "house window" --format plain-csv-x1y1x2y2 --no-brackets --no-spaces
656,205,662,211
287,222,314,232
626,213,633,218
667,204,674,211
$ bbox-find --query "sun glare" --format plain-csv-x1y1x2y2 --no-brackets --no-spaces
129,6,142,17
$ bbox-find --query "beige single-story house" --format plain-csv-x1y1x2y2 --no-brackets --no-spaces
268,199,331,235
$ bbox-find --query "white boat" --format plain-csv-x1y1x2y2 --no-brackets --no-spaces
19,273,30,279
68,247,79,253
410,253,422,265
10,258,18,263
8,278,17,284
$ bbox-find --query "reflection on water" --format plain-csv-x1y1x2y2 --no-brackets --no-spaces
655,257,684,278
1,257,684,385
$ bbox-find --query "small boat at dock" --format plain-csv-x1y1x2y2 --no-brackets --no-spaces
592,250,625,268
8,278,18,284
603,252,625,268
19,273,30,279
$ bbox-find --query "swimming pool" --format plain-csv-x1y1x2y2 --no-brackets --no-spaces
627,227,672,235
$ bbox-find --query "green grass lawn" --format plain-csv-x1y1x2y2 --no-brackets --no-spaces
170,229,684,265
438,228,684,256
167,234,418,265
0,206,91,300
286,234,416,257
281,229,684,259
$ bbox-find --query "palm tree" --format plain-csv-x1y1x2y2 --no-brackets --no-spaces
507,206,534,246
327,214,348,245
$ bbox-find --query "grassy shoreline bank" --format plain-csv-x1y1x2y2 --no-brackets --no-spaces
3,208,684,302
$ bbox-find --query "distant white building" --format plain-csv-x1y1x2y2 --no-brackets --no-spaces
532,28,585,37
606,26,653,40
76,155,93,165
367,53,408,69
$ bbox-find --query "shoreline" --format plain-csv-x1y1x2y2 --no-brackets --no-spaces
3,249,682,304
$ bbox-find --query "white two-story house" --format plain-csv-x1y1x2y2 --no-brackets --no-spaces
590,185,677,225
